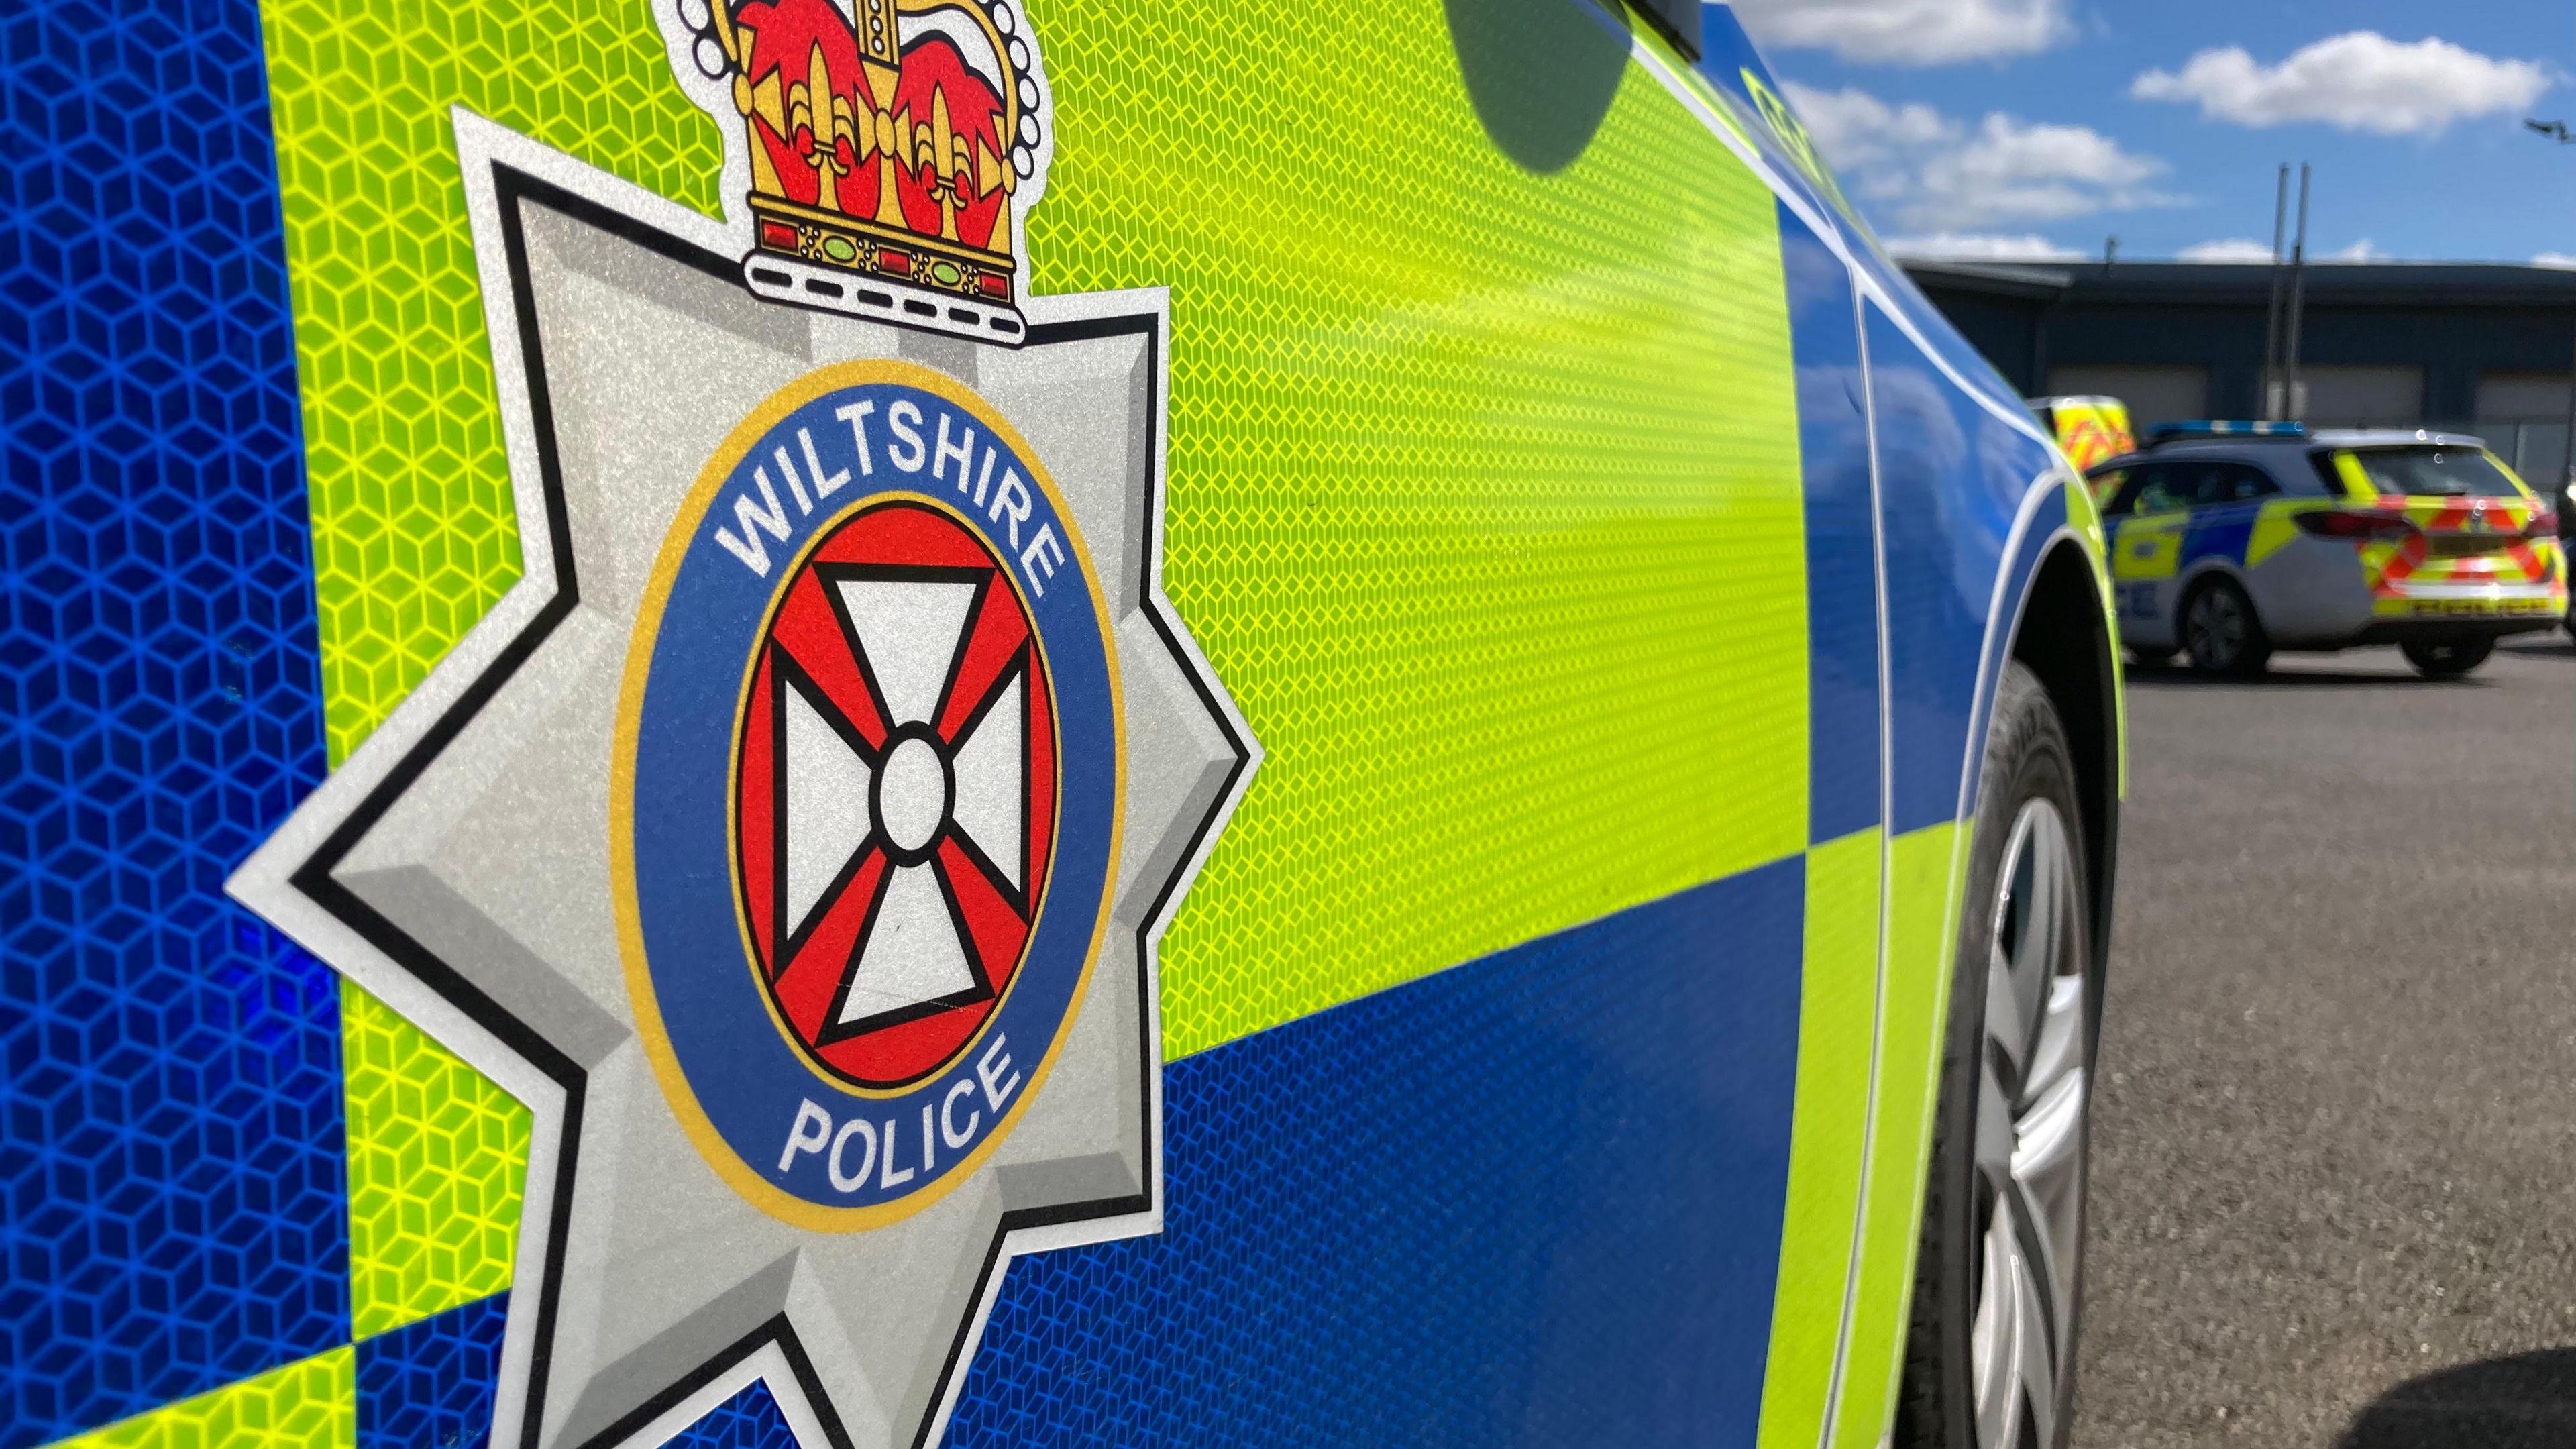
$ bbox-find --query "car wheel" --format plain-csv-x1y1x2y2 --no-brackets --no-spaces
1894,663,2096,1449
2179,578,2268,676
2399,637,2495,678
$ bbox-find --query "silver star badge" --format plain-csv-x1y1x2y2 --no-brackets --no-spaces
229,114,1254,1449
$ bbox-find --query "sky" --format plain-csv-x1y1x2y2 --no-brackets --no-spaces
1728,0,2576,264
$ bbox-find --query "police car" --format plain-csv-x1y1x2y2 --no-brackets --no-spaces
7,6,2121,1449
2093,423,2567,677
2030,394,2137,476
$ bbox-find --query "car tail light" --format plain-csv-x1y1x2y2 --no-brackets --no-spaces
2524,508,2559,539
2294,508,2419,541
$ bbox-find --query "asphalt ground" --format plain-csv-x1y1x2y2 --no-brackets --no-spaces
2070,635,2576,1449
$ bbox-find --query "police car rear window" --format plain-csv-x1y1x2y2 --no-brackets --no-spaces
2101,460,2277,514
2336,446,2523,499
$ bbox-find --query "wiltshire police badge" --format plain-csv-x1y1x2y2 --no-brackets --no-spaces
228,4,1253,1446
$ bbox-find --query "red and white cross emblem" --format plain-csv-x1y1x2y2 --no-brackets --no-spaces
734,501,1057,1088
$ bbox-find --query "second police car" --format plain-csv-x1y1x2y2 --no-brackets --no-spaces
2091,423,2569,677
6,5,2122,1449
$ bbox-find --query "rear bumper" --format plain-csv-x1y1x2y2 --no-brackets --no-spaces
2351,616,2560,645
2369,584,2563,623
2288,566,2561,649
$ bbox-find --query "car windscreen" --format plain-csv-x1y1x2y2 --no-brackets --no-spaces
2334,445,2525,499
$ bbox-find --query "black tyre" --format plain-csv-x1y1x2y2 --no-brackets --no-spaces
1893,663,2098,1449
2400,636,2494,678
2178,576,2268,676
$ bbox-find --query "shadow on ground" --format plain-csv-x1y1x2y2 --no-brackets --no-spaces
2337,1350,2576,1448
2122,663,2473,690
2125,635,2568,689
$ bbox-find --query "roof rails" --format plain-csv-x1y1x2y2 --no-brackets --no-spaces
2147,419,2308,445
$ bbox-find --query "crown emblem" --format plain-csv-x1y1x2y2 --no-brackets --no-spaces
667,0,1051,344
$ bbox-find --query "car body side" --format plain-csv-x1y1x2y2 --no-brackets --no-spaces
0,4,2121,1449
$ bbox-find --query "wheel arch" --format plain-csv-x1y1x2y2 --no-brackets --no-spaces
2006,535,2122,998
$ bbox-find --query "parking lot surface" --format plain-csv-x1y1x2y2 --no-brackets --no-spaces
2073,637,2576,1448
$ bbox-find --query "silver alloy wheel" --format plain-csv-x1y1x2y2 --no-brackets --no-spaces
1968,798,2089,1449
2184,585,2243,669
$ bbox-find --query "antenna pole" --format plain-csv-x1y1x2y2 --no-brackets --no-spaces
2261,164,2289,419
2284,163,2312,423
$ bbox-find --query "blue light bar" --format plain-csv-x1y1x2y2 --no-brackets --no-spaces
2148,419,2309,443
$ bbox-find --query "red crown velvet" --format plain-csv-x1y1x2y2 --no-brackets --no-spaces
702,0,1032,313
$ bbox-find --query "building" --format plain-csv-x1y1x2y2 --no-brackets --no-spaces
1907,259,2576,485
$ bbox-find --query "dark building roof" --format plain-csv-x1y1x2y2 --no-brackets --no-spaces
1898,260,2576,446
1907,260,2576,309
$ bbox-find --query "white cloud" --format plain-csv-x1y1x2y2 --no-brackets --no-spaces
1917,115,2170,227
2132,32,2551,136
1786,82,2177,233
2175,238,2395,262
2536,252,2576,269
1733,0,2071,66
2178,238,2277,262
1781,83,1951,173
1885,233,2087,262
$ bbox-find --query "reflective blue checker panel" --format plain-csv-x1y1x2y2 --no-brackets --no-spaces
1781,199,1883,848
668,1381,804,1449
0,0,344,1444
945,860,1804,1447
356,1293,508,1449
1866,306,2056,835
